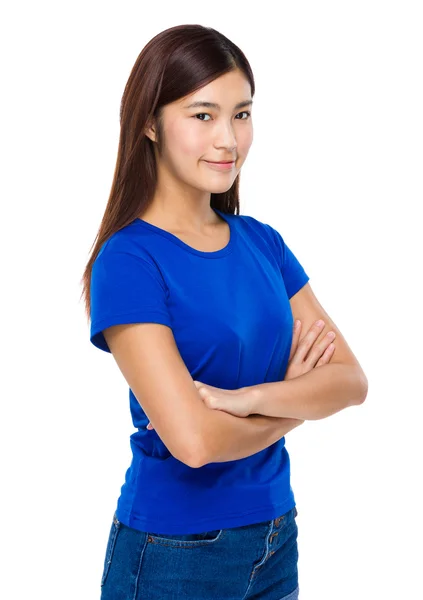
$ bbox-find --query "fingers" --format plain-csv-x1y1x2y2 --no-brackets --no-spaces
291,320,327,364
194,380,226,394
315,342,336,367
306,328,336,367
288,320,302,362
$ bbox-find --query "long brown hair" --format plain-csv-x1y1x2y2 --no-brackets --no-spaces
80,24,255,321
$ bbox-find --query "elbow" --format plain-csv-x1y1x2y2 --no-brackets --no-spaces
183,407,214,468
355,369,369,405
181,439,209,469
184,450,207,469
359,376,369,404
186,456,206,469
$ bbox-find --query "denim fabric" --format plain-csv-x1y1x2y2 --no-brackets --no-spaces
100,506,299,599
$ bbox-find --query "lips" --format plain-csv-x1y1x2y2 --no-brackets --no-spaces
205,160,235,164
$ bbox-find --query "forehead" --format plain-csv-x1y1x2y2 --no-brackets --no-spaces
175,70,252,110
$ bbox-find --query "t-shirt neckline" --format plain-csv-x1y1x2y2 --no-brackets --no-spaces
133,208,236,259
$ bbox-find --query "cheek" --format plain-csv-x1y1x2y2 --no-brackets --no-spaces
239,126,253,154
170,121,208,157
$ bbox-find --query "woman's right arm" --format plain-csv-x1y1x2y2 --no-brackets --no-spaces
103,320,303,469
198,410,304,465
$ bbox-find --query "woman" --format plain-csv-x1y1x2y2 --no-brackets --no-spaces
81,24,368,600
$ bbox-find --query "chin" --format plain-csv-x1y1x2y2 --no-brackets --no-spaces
208,182,236,194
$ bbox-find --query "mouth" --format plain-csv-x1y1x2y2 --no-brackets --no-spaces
203,159,236,171
204,160,236,164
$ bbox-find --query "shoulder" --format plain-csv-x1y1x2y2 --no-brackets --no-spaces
92,222,168,294
95,220,160,267
236,212,284,255
237,212,280,236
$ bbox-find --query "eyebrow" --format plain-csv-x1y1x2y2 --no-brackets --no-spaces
184,100,253,110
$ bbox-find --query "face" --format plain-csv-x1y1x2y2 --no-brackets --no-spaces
147,69,254,196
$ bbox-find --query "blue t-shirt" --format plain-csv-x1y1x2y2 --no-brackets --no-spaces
90,208,309,534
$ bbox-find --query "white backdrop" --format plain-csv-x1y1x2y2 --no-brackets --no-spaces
2,1,422,598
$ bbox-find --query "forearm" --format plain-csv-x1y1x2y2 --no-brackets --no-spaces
249,363,368,421
198,409,304,467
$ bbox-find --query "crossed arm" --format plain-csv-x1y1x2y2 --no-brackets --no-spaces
200,282,368,418
252,282,368,417
197,283,368,465
246,362,367,421
106,283,367,468
196,360,366,466
256,283,368,420
199,361,367,422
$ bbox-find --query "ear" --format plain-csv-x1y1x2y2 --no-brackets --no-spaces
144,119,157,143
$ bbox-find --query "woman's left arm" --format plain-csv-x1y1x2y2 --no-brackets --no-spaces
249,282,368,420
195,283,368,422
248,362,367,421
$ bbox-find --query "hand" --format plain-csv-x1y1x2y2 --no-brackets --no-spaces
285,319,336,380
194,381,253,418
146,381,251,429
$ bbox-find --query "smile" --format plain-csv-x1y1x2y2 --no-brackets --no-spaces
204,160,235,171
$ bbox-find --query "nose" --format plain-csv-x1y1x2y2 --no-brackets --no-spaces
213,122,237,153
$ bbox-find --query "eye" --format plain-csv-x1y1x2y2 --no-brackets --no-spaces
194,111,251,121
236,111,251,120
195,113,212,121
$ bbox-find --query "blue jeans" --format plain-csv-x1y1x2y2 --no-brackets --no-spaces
100,506,299,599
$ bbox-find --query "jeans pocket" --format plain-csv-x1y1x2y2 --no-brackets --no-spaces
147,528,224,548
100,513,121,587
279,506,298,528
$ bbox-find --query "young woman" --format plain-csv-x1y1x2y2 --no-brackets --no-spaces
81,24,368,600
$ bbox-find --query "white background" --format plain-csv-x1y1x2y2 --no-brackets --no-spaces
2,1,422,598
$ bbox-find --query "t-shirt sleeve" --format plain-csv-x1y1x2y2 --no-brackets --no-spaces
264,224,310,299
90,248,172,353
